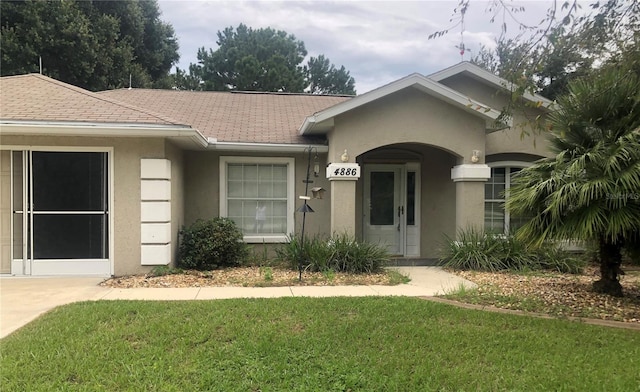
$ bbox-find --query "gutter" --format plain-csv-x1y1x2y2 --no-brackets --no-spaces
206,138,328,153
0,120,209,149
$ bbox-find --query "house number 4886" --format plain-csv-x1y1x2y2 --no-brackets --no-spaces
334,167,357,176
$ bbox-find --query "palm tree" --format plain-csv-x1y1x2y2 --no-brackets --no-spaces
507,69,640,297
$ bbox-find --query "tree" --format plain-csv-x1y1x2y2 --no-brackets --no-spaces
185,24,356,94
439,1,639,101
506,69,640,297
0,0,179,91
306,55,355,95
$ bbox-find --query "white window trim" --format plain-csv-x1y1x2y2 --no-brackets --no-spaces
485,162,532,234
219,156,295,243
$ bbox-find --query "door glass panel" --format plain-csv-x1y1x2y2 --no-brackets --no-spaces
32,152,106,212
370,172,395,225
406,172,415,226
33,214,107,259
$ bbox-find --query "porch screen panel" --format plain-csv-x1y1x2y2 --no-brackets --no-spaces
227,163,288,235
370,172,395,225
31,152,108,259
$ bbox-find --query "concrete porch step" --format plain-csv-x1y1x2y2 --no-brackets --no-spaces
386,258,441,267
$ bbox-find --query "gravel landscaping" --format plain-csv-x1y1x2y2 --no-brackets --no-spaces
100,267,398,288
447,265,640,324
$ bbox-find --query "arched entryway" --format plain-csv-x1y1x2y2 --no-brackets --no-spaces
356,143,459,259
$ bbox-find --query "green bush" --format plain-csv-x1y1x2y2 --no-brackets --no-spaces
178,218,249,270
439,227,584,274
276,233,389,274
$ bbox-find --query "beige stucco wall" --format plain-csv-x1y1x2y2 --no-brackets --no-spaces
328,88,487,165
0,134,181,276
183,150,332,259
438,74,553,158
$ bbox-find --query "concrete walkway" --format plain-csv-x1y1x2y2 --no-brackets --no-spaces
0,267,475,339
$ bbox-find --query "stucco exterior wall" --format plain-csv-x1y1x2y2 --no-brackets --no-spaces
183,150,332,258
437,74,553,158
0,134,171,276
327,88,486,165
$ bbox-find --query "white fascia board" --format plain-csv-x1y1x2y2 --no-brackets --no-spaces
429,62,554,108
0,120,209,148
207,141,328,153
299,73,500,135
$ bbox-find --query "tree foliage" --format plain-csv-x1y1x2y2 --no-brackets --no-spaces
181,24,355,94
0,0,179,91
506,69,640,296
438,1,639,102
306,55,356,95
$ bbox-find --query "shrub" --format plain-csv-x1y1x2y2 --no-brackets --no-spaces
178,218,249,270
276,233,389,274
439,227,584,274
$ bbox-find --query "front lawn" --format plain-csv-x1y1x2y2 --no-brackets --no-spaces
2,298,639,391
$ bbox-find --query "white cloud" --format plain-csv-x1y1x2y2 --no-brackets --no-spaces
159,0,554,93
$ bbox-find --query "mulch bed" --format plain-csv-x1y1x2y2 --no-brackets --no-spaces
448,265,640,324
100,267,392,288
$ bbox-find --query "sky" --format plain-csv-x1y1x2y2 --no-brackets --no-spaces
157,0,559,94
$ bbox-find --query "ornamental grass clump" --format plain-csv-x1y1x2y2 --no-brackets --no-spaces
178,218,249,270
439,227,584,273
276,233,389,274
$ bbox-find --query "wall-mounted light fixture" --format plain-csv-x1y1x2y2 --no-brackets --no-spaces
471,150,481,164
341,149,349,163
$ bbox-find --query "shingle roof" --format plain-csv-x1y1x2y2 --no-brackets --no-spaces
0,74,185,126
99,89,351,144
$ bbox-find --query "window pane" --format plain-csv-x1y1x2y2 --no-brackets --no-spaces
370,172,395,225
492,168,505,183
273,165,287,181
228,181,243,197
228,164,243,179
244,164,258,180
406,172,415,226
484,202,504,234
258,182,273,198
226,161,289,236
244,181,258,198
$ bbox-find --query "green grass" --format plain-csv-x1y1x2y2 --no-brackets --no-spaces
2,298,639,391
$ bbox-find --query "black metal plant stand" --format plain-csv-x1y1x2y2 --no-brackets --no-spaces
296,146,318,280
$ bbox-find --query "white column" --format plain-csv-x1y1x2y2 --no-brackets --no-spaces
451,164,490,232
140,159,171,265
327,163,361,235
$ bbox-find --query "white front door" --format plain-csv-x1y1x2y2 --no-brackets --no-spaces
363,164,420,256
9,150,112,276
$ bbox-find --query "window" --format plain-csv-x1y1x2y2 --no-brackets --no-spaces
220,157,294,242
484,165,529,234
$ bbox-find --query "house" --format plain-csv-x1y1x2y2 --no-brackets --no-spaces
0,62,553,276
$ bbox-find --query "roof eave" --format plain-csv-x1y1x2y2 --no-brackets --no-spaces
429,62,554,109
299,73,500,136
0,120,208,149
